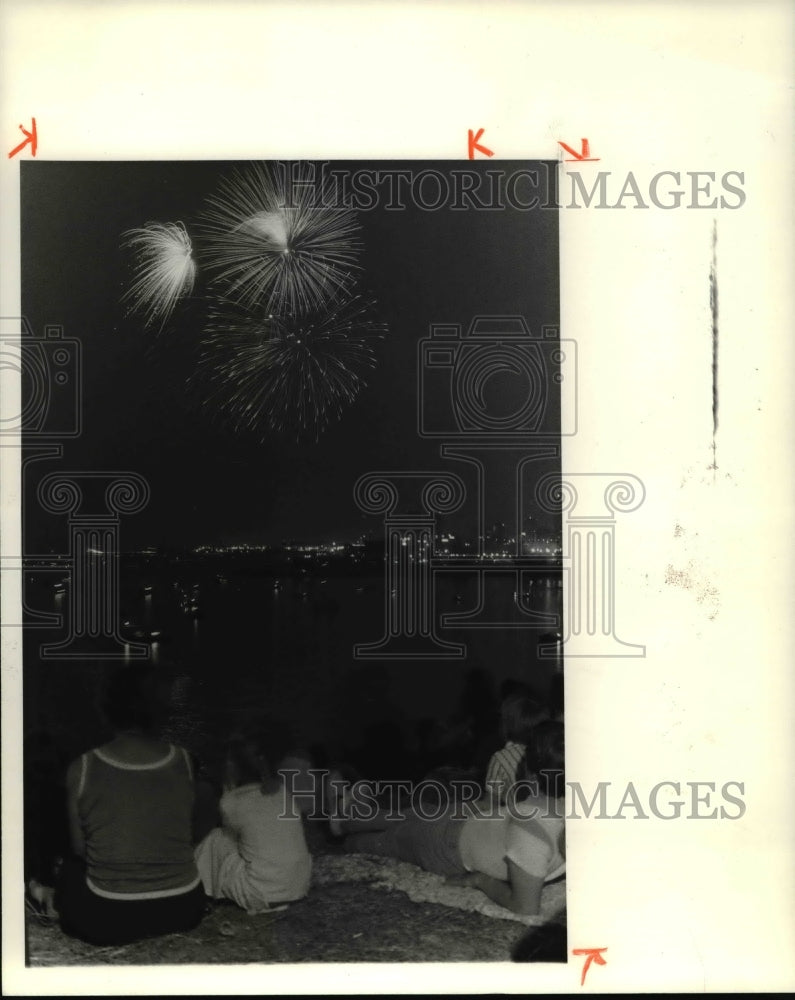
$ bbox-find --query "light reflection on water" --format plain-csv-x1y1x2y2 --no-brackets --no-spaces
33,569,563,775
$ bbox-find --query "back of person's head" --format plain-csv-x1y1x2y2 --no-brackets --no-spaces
500,693,549,745
225,717,293,792
522,720,565,797
101,665,163,734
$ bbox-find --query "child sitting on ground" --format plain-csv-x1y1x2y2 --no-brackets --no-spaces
484,693,549,804
194,725,312,915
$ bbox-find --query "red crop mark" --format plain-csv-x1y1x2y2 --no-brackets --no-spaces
572,946,608,986
558,138,599,162
8,118,37,159
467,128,493,160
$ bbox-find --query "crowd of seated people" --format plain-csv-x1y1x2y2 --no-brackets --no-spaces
25,664,564,945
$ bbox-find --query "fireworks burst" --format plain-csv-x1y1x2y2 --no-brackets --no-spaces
199,163,362,315
194,293,388,441
121,221,197,328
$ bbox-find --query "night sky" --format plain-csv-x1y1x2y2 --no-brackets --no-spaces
21,160,560,552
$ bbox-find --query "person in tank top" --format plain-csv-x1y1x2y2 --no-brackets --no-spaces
55,665,205,946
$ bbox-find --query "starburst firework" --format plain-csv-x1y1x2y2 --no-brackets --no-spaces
199,163,362,315
121,221,197,328
194,293,387,440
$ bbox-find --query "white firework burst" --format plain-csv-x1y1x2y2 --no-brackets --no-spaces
122,221,197,328
199,163,362,315
194,293,387,441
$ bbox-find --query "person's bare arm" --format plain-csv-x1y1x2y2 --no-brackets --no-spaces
65,757,86,859
446,859,545,915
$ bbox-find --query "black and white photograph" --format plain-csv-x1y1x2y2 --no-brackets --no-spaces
2,3,793,995
17,158,567,966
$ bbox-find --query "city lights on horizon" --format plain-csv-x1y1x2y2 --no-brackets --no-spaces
128,532,562,560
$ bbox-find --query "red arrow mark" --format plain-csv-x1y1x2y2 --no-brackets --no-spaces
468,128,494,160
572,946,608,986
8,118,37,159
558,137,599,162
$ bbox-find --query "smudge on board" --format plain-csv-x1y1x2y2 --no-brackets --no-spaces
664,561,720,620
710,219,719,473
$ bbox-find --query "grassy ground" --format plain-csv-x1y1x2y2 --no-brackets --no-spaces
26,881,543,965
25,823,566,966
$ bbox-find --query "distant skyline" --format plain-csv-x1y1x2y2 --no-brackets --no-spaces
21,160,561,553
127,524,565,555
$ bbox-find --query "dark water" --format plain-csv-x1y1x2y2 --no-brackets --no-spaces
24,563,563,783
